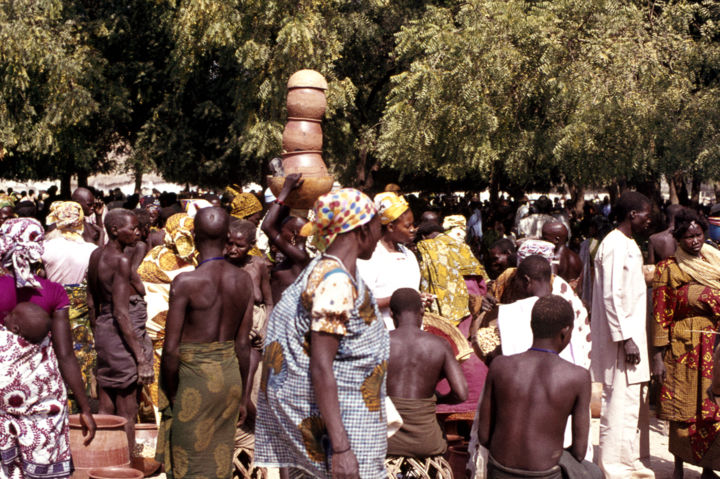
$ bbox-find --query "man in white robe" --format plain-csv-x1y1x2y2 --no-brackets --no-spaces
591,191,654,479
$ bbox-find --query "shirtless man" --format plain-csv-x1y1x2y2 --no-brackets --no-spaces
72,187,105,245
87,209,154,456
260,174,310,303
647,204,684,264
541,220,583,291
478,295,601,479
158,207,254,478
387,288,467,458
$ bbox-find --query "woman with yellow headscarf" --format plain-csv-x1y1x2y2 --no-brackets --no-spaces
357,192,421,329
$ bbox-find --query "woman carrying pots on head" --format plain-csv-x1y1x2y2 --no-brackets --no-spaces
652,208,720,478
357,192,428,330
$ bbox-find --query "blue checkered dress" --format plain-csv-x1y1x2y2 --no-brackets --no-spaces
255,256,390,478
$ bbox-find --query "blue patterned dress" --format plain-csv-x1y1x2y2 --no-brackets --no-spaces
255,256,390,478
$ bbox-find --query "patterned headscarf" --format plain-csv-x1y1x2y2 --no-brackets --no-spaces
302,188,376,252
517,239,555,262
443,214,467,242
226,185,263,219
46,201,84,242
0,194,14,209
0,218,45,289
374,192,409,225
164,213,196,264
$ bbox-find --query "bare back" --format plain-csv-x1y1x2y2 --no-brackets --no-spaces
481,352,590,470
88,246,136,308
169,260,253,343
387,328,462,399
648,229,676,264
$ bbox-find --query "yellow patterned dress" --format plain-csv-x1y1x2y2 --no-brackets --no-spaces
417,233,486,325
653,258,720,467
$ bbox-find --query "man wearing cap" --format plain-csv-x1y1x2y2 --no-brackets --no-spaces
255,188,387,478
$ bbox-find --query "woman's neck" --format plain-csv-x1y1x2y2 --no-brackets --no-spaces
324,236,359,277
380,235,399,252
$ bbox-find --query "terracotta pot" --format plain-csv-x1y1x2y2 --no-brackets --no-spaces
268,175,334,209
133,423,160,477
69,414,130,479
287,69,328,90
88,467,143,479
282,118,323,152
281,150,328,177
447,444,469,479
287,88,327,120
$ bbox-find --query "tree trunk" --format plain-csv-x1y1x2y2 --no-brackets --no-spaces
489,161,500,204
714,182,720,203
60,172,72,199
566,183,585,216
668,174,679,205
690,174,702,205
134,169,143,192
77,170,88,188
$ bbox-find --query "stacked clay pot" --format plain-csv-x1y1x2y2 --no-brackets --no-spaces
69,414,130,479
270,69,334,208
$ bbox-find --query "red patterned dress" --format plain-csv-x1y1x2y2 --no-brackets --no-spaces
653,257,720,467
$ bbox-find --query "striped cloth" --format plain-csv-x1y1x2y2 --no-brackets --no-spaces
255,256,390,478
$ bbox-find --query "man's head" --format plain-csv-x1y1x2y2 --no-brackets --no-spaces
530,295,573,350
195,206,230,246
104,209,139,246
134,209,152,241
487,238,516,277
420,211,441,226
534,195,553,215
516,255,552,298
541,220,568,248
225,219,256,261
390,288,424,328
614,191,651,235
71,187,95,216
5,302,52,344
280,216,308,248
0,206,14,226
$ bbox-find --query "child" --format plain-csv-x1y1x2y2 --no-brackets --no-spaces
477,295,601,479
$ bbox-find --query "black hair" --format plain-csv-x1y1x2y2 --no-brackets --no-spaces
389,288,423,316
228,218,257,243
104,208,134,233
517,255,551,282
134,209,152,229
613,191,650,222
416,222,444,238
531,295,573,339
14,201,36,218
490,238,516,255
534,196,553,214
672,208,707,240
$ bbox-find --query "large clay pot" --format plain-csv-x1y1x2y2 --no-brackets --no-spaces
132,423,160,477
69,414,130,479
447,443,469,479
88,467,143,479
282,118,323,152
268,175,334,209
287,69,328,90
281,150,328,177
287,88,327,119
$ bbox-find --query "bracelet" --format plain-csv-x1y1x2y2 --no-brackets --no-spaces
332,445,351,454
276,199,287,207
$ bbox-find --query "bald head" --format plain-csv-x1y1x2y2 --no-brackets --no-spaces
541,220,568,247
71,187,95,216
195,206,229,243
420,211,440,226
5,302,51,344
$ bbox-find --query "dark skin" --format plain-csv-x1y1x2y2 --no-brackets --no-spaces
647,205,683,265
541,221,583,291
478,326,591,470
420,211,441,226
486,246,511,280
261,174,310,303
309,216,382,479
162,207,254,425
374,210,421,310
653,223,717,479
71,188,105,246
122,217,148,294
387,300,467,403
0,206,14,225
87,213,153,453
616,203,652,367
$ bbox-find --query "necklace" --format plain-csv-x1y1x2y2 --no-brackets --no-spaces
529,347,559,355
198,256,225,266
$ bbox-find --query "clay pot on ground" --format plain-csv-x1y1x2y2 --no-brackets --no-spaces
132,423,160,477
282,118,323,152
88,467,143,479
69,414,130,479
268,175,334,210
447,443,470,479
287,88,327,119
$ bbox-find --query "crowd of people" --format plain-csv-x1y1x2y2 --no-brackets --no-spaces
2,177,720,479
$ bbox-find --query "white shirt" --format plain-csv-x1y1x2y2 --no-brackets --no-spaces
42,237,97,285
357,242,421,330
591,228,649,385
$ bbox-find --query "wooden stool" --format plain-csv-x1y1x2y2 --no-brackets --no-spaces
232,446,266,479
385,455,454,478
